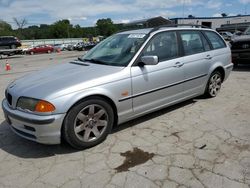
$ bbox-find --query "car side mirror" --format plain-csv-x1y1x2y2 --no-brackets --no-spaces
141,56,159,65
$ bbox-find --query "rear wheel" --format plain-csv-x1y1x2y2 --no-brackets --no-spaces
62,97,114,149
205,71,222,97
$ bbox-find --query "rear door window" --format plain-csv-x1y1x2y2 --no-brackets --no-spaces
204,31,226,49
179,31,205,55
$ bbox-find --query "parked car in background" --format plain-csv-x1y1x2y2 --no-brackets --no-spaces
0,36,21,49
74,42,96,51
84,42,96,51
66,43,74,51
22,45,34,54
53,44,67,51
73,42,84,51
230,35,250,66
2,26,233,149
230,26,250,66
27,45,54,55
219,32,233,41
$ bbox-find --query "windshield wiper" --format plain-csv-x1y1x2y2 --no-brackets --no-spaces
83,58,107,65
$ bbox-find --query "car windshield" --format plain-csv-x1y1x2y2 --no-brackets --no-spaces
81,33,147,66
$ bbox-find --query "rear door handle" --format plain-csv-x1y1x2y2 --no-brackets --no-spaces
205,55,212,60
174,62,184,68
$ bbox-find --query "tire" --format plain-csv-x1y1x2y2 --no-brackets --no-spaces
47,50,51,53
30,51,34,55
62,97,114,149
204,71,222,98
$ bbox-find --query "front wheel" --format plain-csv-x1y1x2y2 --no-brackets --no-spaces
62,97,114,149
205,71,222,98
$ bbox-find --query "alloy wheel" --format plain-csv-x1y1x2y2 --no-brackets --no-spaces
73,104,108,142
209,73,222,97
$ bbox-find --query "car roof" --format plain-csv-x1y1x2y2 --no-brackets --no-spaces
118,26,214,35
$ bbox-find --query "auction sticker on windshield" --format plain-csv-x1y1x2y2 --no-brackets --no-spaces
128,34,146,38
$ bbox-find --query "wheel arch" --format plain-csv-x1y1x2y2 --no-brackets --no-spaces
212,66,225,82
208,63,226,82
61,94,118,136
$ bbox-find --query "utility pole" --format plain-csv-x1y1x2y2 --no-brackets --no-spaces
182,0,186,24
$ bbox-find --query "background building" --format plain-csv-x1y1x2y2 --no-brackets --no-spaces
171,15,250,31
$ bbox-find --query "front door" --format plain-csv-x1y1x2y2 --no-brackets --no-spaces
131,31,185,114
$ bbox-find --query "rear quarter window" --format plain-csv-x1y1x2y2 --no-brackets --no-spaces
204,31,226,49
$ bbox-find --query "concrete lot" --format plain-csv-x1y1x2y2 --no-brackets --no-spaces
0,52,249,188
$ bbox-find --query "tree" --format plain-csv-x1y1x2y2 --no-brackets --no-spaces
13,18,28,39
0,20,13,36
221,13,228,17
71,24,84,38
188,15,195,18
50,19,73,38
96,18,116,36
13,18,28,29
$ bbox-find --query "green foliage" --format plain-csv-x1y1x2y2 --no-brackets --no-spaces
0,20,13,36
96,18,117,36
0,18,122,39
221,13,228,17
50,19,72,38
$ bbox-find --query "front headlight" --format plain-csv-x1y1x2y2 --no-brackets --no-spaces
17,97,55,113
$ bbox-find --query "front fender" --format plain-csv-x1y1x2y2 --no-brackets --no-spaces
51,87,118,114
49,76,133,121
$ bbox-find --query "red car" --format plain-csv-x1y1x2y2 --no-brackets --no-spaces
27,45,54,55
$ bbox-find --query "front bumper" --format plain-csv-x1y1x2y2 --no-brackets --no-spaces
2,99,65,144
232,50,250,63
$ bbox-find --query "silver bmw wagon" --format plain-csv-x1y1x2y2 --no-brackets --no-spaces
2,26,233,149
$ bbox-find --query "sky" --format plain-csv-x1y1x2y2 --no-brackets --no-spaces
0,0,250,28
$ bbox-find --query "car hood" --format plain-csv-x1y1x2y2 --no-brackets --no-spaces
8,61,125,100
231,35,250,42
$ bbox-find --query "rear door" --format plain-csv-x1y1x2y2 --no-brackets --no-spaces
178,30,212,96
131,31,185,114
203,31,229,66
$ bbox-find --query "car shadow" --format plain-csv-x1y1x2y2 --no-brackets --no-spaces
112,99,196,133
233,64,250,72
0,99,198,159
0,121,77,159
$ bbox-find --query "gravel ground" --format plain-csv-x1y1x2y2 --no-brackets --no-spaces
0,51,249,188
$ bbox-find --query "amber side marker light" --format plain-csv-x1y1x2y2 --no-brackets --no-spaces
35,100,56,112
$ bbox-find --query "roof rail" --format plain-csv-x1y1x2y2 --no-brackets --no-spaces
115,24,209,35
149,24,210,34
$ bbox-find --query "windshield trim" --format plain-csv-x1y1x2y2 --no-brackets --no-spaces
81,33,149,67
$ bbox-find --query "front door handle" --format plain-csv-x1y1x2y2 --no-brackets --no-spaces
174,62,184,68
205,55,212,60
